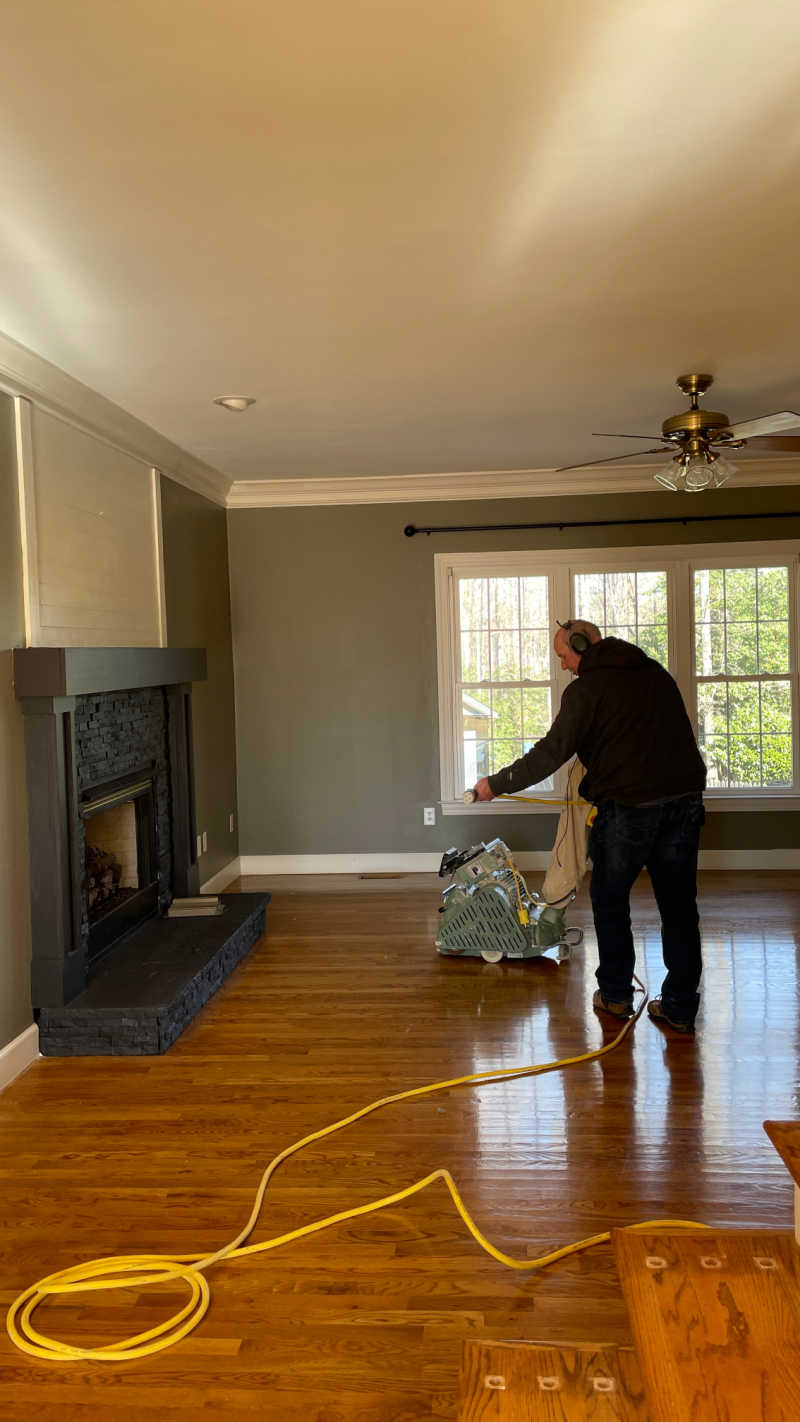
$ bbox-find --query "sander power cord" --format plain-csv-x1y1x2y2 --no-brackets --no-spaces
7,976,707,1364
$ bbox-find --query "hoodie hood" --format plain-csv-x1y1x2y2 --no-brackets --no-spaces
578,637,649,674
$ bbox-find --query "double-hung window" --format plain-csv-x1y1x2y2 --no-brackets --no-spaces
693,564,793,789
456,572,555,793
435,541,799,813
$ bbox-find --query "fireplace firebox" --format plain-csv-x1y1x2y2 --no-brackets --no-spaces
82,769,159,961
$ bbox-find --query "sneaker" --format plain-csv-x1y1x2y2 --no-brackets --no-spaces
592,989,635,1019
647,997,694,1034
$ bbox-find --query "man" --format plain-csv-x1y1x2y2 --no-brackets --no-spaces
474,619,706,1033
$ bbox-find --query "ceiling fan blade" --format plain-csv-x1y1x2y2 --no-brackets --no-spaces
720,411,800,440
592,431,665,440
556,446,670,472
738,435,800,452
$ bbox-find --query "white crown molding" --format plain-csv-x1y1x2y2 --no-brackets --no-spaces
0,329,231,507
2,326,798,514
226,458,800,509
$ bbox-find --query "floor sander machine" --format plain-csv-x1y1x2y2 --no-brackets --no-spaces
435,837,583,963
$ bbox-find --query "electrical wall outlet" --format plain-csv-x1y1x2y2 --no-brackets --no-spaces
423,806,436,826
202,830,208,852
229,813,235,833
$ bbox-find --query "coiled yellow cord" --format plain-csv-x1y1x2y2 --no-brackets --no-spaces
7,980,707,1363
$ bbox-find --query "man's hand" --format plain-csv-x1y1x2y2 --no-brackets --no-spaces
474,777,495,802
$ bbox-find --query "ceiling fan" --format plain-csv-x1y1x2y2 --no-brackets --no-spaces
558,374,800,491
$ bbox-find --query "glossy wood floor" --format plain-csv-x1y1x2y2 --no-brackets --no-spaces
1,870,799,1421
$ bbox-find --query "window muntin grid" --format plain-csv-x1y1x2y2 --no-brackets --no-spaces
458,574,554,791
573,569,669,666
694,566,793,789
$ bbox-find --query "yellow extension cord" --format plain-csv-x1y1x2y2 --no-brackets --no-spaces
6,979,708,1364
465,792,587,806
498,794,586,805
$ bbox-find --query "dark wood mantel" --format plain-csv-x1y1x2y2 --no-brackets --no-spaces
13,645,206,700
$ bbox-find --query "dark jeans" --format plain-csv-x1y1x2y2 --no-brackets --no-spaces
588,794,704,1023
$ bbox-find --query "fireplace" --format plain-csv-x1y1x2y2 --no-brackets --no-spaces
82,769,159,961
14,647,205,1009
14,646,270,1056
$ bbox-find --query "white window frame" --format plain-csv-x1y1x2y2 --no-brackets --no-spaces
435,540,800,815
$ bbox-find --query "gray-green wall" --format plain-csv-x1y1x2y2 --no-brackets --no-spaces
161,476,239,882
228,485,800,856
0,394,32,1045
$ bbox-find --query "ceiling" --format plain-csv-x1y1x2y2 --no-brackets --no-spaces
2,0,800,491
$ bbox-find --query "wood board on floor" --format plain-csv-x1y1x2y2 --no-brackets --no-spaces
459,1339,647,1418
613,1229,800,1421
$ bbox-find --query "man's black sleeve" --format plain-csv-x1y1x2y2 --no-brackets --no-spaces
487,682,593,797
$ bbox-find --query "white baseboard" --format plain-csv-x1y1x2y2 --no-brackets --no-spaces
0,1023,39,1093
238,849,800,877
698,850,800,870
239,852,551,875
200,857,242,893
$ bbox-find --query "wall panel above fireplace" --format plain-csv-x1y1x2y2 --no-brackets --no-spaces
17,405,167,649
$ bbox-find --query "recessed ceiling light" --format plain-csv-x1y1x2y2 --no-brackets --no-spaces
213,395,256,412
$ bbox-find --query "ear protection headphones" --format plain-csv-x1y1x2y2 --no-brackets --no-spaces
557,619,590,655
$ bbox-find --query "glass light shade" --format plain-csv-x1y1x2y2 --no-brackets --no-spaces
683,453,713,492
653,458,681,490
709,454,738,488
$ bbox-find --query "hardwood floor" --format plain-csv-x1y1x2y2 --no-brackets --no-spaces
1,870,798,1420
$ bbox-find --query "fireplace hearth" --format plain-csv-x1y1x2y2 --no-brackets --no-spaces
14,647,269,1055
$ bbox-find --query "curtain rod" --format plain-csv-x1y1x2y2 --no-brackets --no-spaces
403,510,800,537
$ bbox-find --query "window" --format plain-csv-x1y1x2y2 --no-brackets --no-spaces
435,542,799,813
694,566,793,789
573,569,669,667
458,574,554,791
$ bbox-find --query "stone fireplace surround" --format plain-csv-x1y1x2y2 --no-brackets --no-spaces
14,647,268,1055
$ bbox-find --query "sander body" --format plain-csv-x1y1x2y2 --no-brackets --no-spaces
435,838,580,963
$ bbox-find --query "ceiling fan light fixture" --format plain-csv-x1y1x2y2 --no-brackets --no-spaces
595,376,799,488
652,447,738,493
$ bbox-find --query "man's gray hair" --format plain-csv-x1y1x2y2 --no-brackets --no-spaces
558,618,602,645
